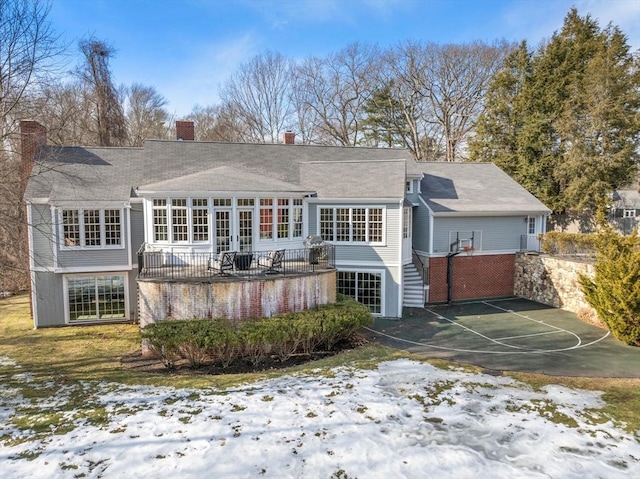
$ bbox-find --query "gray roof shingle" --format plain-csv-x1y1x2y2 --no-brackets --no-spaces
26,140,410,202
415,162,551,215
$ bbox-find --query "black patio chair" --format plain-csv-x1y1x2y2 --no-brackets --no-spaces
208,251,236,275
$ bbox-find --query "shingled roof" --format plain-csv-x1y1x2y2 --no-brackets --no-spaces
25,140,410,202
413,162,551,216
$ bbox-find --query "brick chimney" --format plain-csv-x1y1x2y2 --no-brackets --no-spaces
284,131,295,145
176,120,195,141
20,120,47,192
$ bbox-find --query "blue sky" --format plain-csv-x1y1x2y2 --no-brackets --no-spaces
49,0,640,117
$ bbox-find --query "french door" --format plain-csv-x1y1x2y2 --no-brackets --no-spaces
213,208,253,253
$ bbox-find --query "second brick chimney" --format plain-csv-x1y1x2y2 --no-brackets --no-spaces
176,120,195,141
283,131,295,145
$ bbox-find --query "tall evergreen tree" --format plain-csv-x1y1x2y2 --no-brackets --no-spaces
470,8,639,213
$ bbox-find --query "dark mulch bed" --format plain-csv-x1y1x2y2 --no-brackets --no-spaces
121,333,369,376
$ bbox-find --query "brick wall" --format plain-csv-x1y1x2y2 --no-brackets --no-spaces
428,254,515,303
138,271,336,327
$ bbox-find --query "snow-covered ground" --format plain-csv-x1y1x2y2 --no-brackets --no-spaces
1,357,638,478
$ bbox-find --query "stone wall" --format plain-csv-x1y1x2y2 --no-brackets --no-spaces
514,253,597,317
138,271,336,328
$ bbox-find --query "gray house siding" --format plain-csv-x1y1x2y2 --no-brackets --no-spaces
29,204,55,270
32,271,64,327
130,206,145,265
412,204,431,253
432,216,526,254
56,248,130,269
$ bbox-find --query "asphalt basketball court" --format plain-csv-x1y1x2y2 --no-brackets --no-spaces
366,298,640,378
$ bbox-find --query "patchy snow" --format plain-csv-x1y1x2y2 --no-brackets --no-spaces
1,358,638,478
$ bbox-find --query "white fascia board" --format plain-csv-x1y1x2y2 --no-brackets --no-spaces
136,190,313,197
54,265,133,273
306,197,402,204
426,250,518,258
25,198,49,205
51,200,128,209
418,196,435,214
431,210,551,218
334,260,399,268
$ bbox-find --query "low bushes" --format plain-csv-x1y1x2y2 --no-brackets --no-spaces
140,295,373,370
540,232,598,256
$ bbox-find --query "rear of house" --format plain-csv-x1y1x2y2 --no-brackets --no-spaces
22,120,551,327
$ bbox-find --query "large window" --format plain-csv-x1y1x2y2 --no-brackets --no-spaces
67,275,126,322
260,199,273,239
171,198,188,242
153,199,168,242
61,209,122,249
277,199,289,239
258,197,304,241
104,209,122,246
320,207,384,244
192,198,209,242
292,199,303,238
337,271,382,314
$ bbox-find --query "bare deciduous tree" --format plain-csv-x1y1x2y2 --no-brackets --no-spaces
419,41,512,161
78,38,127,146
0,0,64,293
30,80,95,145
374,40,512,161
219,51,295,143
294,43,381,146
125,83,171,145
189,103,247,142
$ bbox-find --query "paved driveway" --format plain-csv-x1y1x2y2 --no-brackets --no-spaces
366,298,640,378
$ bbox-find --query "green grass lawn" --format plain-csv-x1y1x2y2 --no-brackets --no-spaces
1,293,639,433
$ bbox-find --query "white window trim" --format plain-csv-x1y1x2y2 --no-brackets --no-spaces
258,196,305,243
148,195,307,247
170,198,189,244
63,272,129,325
403,207,412,239
58,208,125,251
336,268,385,317
318,205,386,246
623,209,636,218
406,180,413,193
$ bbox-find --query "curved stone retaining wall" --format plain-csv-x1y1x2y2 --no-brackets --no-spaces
514,253,596,316
138,271,336,328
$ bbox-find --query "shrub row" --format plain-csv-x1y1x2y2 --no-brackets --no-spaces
140,295,373,369
540,232,598,256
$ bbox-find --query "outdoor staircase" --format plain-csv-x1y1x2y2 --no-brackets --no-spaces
403,263,425,308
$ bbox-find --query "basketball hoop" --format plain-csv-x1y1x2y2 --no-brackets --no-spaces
462,246,474,256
